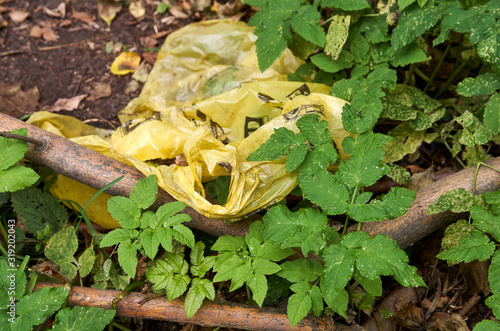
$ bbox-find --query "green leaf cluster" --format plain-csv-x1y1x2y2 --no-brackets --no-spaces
100,175,193,278
146,241,215,318
0,129,39,193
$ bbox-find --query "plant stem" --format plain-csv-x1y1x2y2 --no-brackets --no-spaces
434,60,468,99
0,131,45,146
442,139,467,169
111,322,132,331
413,67,430,82
424,44,451,93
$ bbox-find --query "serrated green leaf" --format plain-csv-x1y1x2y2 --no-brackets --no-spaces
484,93,500,135
291,4,325,46
473,320,500,331
254,20,291,72
248,127,306,161
341,92,382,134
213,257,245,282
156,201,187,227
311,51,354,74
12,286,69,330
229,262,253,291
325,14,351,59
45,227,78,265
286,144,308,172
382,122,426,163
489,251,500,294
390,41,428,67
349,27,370,65
140,210,156,229
247,273,268,306
0,259,26,305
391,2,448,50
296,114,333,146
288,31,317,61
0,165,39,193
212,235,247,252
427,188,475,215
355,234,410,280
486,294,500,319
298,170,349,216
386,164,411,185
107,196,140,229
166,273,191,301
462,145,492,167
287,292,312,327
100,229,139,247
129,175,157,209
359,15,389,44
184,278,214,317
321,279,348,318
441,219,473,250
457,73,500,97
323,245,354,296
437,230,495,263
309,285,324,316
52,306,116,331
471,206,500,242
262,204,329,255
353,267,382,297
367,64,397,90
320,0,370,11
485,190,500,216
140,228,159,259
146,259,173,290
0,129,28,171
410,108,446,131
78,246,96,278
257,241,295,261
155,226,173,252
339,132,388,187
253,258,281,275
278,258,323,283
170,224,195,248
299,143,338,175
330,76,366,101
398,0,417,11
456,111,493,146
117,240,138,279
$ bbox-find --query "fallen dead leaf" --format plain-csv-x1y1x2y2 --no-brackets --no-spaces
142,51,157,65
140,36,158,48
0,82,40,117
110,51,141,75
192,0,211,12
169,6,189,19
9,9,29,23
59,19,71,27
30,22,59,42
50,94,86,112
124,80,141,94
43,3,66,18
98,0,122,26
87,82,111,101
71,9,95,25
213,0,244,17
132,62,151,83
129,0,145,19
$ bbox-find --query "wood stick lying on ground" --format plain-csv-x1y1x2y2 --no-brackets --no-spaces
2,112,500,248
33,283,364,331
0,112,250,238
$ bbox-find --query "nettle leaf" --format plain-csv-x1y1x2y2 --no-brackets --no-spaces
471,206,500,242
0,259,27,304
349,26,370,65
355,234,425,287
386,164,411,185
456,73,500,97
441,219,473,250
486,294,500,320
437,230,495,263
146,259,174,291
129,175,157,209
348,187,415,222
156,201,188,227
489,250,500,295
389,41,428,67
398,0,417,11
286,144,308,172
107,196,141,229
359,15,389,44
427,188,476,215
212,257,244,283
320,0,370,10
248,127,306,161
382,122,426,163
13,286,69,331
299,143,338,175
297,114,333,146
321,279,349,318
253,15,291,72
45,227,78,274
78,246,96,278
117,240,138,279
391,1,448,50
485,190,500,216
287,292,312,327
338,132,389,188
484,92,500,135
353,267,382,297
155,226,173,252
167,273,191,301
455,111,493,146
212,235,247,253
473,320,500,331
170,224,195,248
52,306,116,331
330,76,366,101
247,273,268,306
278,258,323,283
289,31,316,61
432,2,479,46
140,211,156,229
310,51,354,74
325,14,351,59
309,285,324,316
229,261,253,291
342,92,382,134
0,128,28,170
291,4,325,47
0,164,39,194
323,245,355,299
256,241,295,261
410,108,446,131
185,278,215,318
140,228,159,259
262,204,329,255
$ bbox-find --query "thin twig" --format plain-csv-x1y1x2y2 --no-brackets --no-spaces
0,131,44,146
0,49,24,57
38,34,113,51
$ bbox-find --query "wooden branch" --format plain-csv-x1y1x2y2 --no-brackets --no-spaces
32,283,363,331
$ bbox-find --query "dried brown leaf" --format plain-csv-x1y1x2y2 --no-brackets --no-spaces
129,0,145,19
87,82,111,101
124,80,141,94
50,94,86,112
71,10,95,25
30,22,59,42
142,51,157,65
43,3,66,18
0,82,39,117
169,6,189,19
9,9,29,23
98,0,122,25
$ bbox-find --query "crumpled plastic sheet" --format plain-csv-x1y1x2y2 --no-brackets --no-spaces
28,19,349,228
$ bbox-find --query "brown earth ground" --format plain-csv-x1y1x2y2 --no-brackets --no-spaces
0,0,496,330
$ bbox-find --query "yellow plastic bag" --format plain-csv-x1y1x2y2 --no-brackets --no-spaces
28,20,350,228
